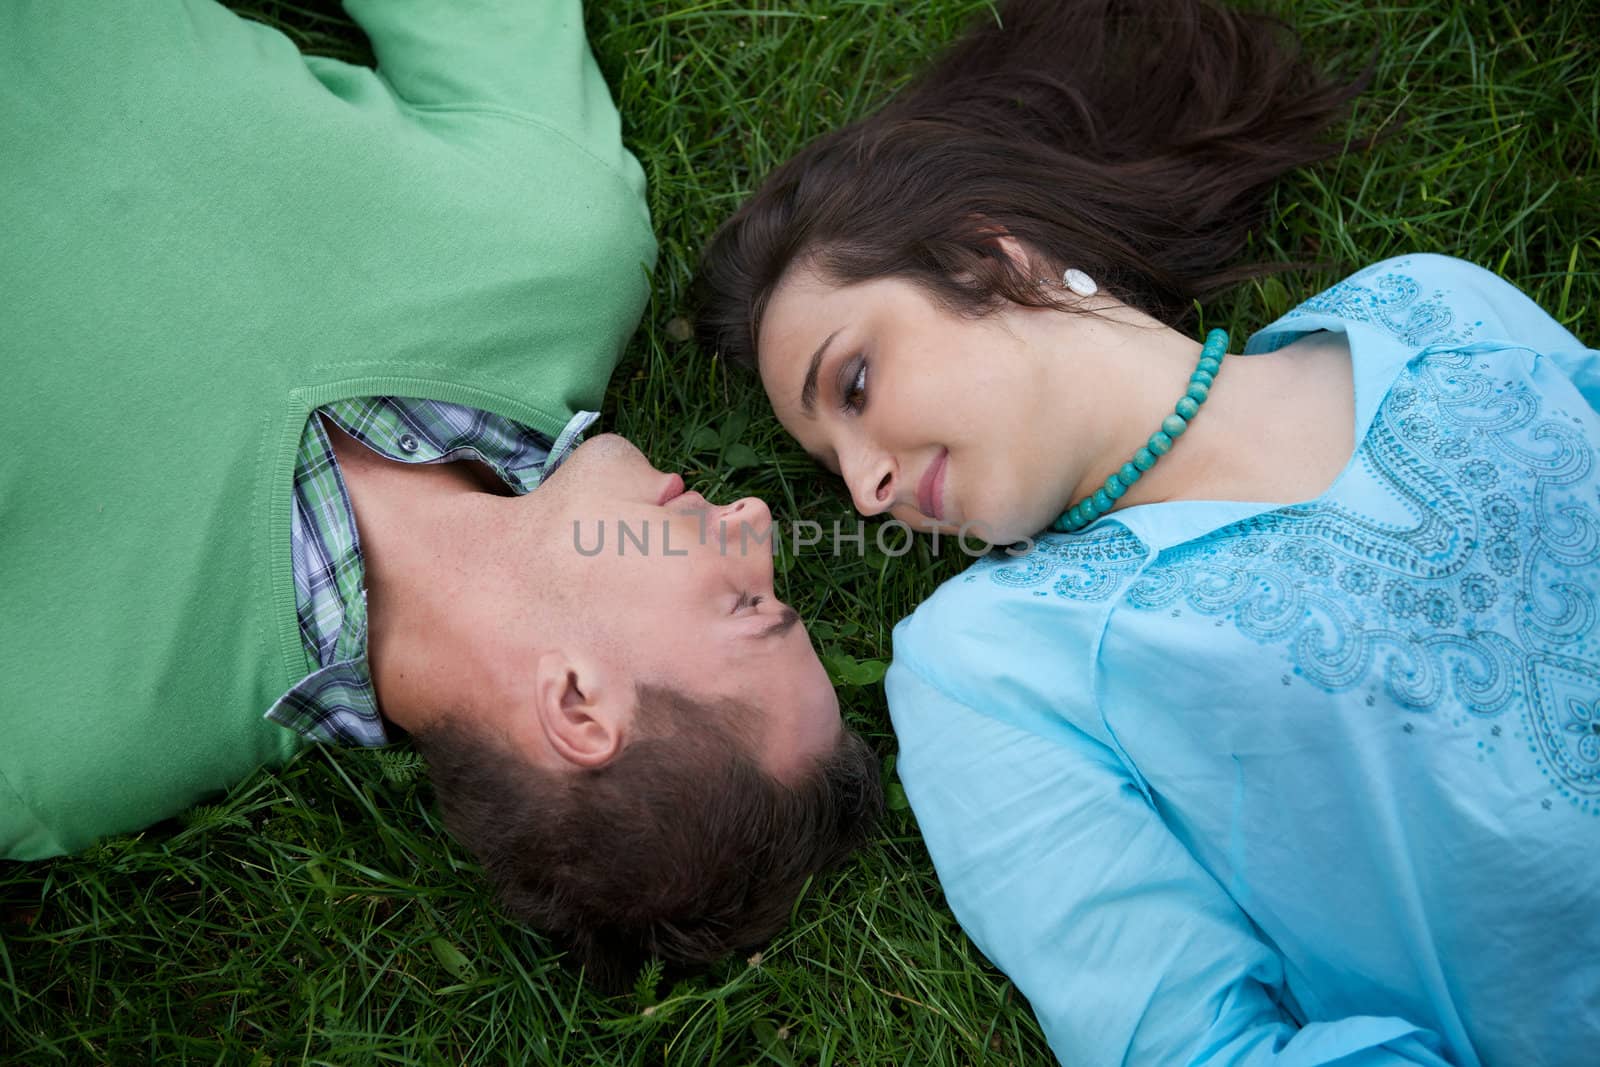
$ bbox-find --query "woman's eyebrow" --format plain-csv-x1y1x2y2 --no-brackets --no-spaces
799,329,841,417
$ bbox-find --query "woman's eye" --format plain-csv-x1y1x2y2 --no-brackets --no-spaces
841,358,868,413
734,592,765,613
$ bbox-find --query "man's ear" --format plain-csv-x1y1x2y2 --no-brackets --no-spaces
521,650,632,769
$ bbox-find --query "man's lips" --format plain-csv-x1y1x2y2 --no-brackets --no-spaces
656,472,686,505
917,449,949,522
672,489,711,511
661,477,712,513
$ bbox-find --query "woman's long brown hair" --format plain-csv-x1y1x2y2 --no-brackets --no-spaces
696,0,1372,366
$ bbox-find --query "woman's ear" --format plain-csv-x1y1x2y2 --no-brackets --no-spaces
970,224,1054,285
989,233,1042,276
950,219,1039,289
987,232,1105,307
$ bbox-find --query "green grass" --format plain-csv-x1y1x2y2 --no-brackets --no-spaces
2,1,1595,1063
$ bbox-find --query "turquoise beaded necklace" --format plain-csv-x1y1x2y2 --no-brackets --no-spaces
1050,327,1230,533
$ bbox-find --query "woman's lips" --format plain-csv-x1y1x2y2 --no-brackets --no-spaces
917,449,949,522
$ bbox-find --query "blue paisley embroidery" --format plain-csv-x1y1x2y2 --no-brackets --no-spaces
1177,348,1600,793
983,293,1600,797
1457,459,1499,490
1562,697,1600,765
1527,656,1600,793
1282,269,1474,347
1158,346,1600,794
1339,563,1379,596
1460,573,1498,612
970,525,1145,602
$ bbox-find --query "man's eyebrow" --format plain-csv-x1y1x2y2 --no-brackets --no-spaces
799,329,840,418
757,605,802,640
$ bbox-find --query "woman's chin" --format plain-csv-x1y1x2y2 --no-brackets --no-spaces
955,513,1035,550
894,503,1046,550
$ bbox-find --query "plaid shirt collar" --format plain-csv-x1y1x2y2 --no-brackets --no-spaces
265,397,596,746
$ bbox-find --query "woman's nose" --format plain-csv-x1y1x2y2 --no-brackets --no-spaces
844,452,896,517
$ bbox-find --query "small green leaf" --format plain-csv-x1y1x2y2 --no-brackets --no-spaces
633,959,664,1007
719,409,749,446
305,861,331,893
371,748,426,784
723,442,760,469
1259,276,1291,318
821,651,889,687
688,426,720,453
855,659,888,685
429,937,477,983
885,783,910,811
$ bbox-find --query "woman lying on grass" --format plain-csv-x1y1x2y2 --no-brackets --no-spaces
697,0,1599,1063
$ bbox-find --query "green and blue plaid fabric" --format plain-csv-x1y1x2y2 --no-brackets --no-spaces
264,397,596,745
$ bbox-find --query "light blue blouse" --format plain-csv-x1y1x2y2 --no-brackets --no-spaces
886,255,1600,1067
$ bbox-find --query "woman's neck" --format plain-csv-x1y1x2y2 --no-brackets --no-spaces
1035,307,1356,516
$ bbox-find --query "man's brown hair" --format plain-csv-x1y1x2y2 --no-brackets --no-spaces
414,684,881,986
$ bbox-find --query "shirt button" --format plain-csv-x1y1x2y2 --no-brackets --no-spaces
397,434,419,453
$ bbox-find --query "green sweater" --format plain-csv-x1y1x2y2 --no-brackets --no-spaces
0,0,656,859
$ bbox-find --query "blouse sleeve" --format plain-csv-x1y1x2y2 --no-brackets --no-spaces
1538,343,1600,413
1426,255,1599,411
885,655,1456,1067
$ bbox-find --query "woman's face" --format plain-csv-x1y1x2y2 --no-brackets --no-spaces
758,267,1080,545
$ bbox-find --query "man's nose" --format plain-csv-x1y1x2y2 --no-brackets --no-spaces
843,449,896,517
712,496,773,549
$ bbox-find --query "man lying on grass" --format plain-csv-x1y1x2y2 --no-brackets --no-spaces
0,0,880,982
